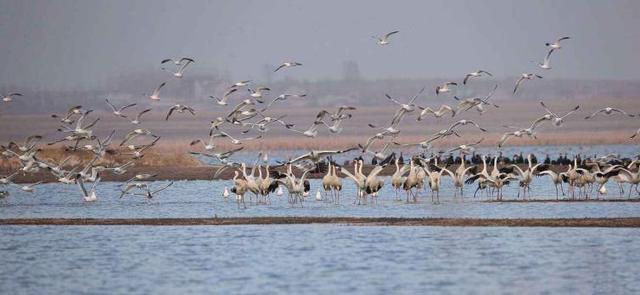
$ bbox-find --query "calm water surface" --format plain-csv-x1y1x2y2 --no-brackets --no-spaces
1,225,639,294
1,177,639,219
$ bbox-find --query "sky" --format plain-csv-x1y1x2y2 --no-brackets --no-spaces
1,0,639,90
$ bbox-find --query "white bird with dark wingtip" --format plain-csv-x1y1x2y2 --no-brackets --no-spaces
463,70,492,85
538,49,555,70
417,105,455,120
161,57,195,66
513,73,542,94
162,58,194,78
105,98,136,118
166,104,196,120
539,101,580,126
435,82,457,95
147,82,167,100
2,92,23,102
131,108,151,125
372,30,399,45
274,62,302,72
546,36,570,50
585,107,635,120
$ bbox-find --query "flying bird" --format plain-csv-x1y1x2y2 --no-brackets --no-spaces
513,73,542,94
585,107,635,119
274,62,302,72
546,36,570,50
147,82,167,100
463,70,492,85
105,99,136,118
372,31,399,45
166,104,196,120
2,92,23,102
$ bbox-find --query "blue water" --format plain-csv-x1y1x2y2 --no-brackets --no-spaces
0,225,638,294
1,177,639,219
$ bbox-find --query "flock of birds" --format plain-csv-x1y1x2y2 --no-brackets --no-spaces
1,32,639,208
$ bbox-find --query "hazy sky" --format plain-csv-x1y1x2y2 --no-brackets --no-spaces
1,0,639,90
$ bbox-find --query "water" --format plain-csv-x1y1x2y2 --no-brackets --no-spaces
0,177,639,219
0,225,638,294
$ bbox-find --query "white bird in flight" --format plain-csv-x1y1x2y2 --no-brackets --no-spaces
274,62,302,72
105,98,136,118
372,31,399,45
146,82,167,100
2,92,23,102
546,36,570,50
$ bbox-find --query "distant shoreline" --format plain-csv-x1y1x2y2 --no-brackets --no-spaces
1,217,639,227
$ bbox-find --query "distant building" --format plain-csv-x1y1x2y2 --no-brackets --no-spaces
342,60,361,82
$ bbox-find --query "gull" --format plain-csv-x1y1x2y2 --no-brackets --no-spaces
2,92,23,102
217,131,262,145
190,132,218,151
231,80,251,88
435,82,457,95
125,136,160,159
454,84,499,114
416,105,455,120
372,30,399,45
546,36,570,50
317,106,357,121
105,98,136,118
133,182,174,199
261,93,306,112
360,128,394,152
120,182,149,198
498,126,538,148
585,107,635,119
513,73,542,94
386,86,425,126
77,177,100,202
190,147,244,162
538,49,554,70
446,119,487,133
539,101,580,126
248,87,271,100
320,118,347,134
463,70,492,85
15,181,42,193
242,114,293,133
9,135,42,152
286,120,323,138
146,82,167,100
209,117,225,131
0,171,19,185
83,130,115,157
161,57,195,66
131,108,151,125
166,104,196,120
274,61,302,72
360,141,394,161
104,161,135,175
51,105,83,124
210,88,238,106
162,58,194,78
120,128,157,146
125,173,157,183
287,148,358,164
447,138,484,154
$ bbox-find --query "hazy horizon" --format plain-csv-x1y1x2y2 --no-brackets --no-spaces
1,0,640,91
